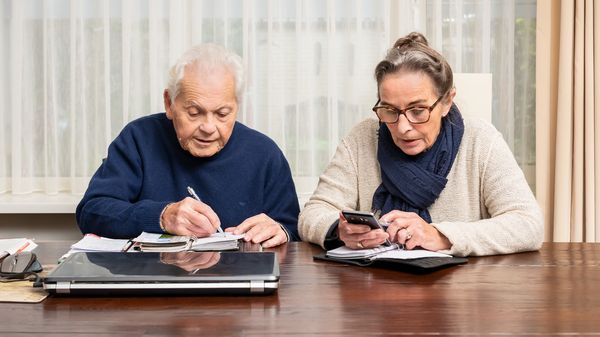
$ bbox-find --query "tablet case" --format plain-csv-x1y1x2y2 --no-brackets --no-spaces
314,253,467,274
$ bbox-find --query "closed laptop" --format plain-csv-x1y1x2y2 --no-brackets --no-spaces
43,251,279,296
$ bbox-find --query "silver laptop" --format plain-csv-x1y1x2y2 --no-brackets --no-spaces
43,251,279,296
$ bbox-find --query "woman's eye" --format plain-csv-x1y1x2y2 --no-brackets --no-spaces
408,108,426,116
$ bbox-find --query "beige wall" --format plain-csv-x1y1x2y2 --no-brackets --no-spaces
0,214,82,240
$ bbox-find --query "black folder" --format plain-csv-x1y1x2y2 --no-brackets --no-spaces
314,250,467,274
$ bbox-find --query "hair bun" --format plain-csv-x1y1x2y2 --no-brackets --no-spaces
393,32,429,51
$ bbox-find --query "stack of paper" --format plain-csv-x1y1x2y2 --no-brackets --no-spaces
131,232,189,252
70,234,130,252
190,234,244,251
57,234,131,263
326,244,399,259
326,244,452,260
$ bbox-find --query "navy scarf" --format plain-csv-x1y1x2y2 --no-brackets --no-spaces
371,104,464,223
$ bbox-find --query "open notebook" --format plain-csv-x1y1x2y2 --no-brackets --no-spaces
315,244,467,273
132,232,245,252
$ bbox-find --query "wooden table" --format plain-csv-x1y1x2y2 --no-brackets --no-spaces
2,242,600,336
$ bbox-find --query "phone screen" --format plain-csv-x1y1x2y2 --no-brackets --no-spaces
341,211,386,230
341,210,391,246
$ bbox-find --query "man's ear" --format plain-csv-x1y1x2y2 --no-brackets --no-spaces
164,90,174,120
441,87,456,117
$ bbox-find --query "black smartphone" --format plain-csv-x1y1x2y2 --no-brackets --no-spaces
341,210,387,231
341,210,391,246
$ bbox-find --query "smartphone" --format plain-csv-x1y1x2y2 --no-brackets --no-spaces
341,210,391,246
341,210,387,231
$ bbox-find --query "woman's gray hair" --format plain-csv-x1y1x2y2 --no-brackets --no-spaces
166,43,244,104
374,32,453,97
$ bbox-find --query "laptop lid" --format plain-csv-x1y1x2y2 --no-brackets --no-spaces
43,251,279,296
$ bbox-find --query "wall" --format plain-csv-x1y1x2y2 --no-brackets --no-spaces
0,214,82,240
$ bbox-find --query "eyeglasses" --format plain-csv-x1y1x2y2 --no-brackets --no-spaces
372,94,445,124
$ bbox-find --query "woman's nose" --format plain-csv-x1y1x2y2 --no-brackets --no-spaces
394,114,413,133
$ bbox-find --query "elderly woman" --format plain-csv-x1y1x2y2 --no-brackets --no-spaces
299,32,543,257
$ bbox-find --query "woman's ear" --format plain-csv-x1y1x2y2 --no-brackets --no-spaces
441,87,456,117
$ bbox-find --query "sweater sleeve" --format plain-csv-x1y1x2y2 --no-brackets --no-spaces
432,131,544,257
262,150,301,241
75,126,168,238
299,138,360,248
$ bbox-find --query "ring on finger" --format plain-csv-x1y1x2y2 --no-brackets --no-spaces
405,230,412,240
357,241,364,249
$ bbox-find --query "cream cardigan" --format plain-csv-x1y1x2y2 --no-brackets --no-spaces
298,117,543,257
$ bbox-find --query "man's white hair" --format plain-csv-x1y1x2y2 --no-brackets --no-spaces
166,44,244,104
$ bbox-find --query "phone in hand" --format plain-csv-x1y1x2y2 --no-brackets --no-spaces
341,210,385,230
341,210,391,246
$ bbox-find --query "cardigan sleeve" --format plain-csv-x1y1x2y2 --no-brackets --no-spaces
298,137,361,248
432,131,544,257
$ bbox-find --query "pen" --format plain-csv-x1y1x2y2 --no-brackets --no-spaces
187,186,224,235
377,219,394,247
121,240,134,252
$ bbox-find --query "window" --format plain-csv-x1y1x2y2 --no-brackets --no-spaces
0,0,536,198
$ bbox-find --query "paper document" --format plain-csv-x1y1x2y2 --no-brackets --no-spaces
70,234,130,252
326,244,451,260
0,238,38,255
326,244,399,259
373,249,451,260
190,233,245,251
133,232,189,244
132,232,244,252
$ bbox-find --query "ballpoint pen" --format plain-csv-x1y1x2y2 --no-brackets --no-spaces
187,186,225,235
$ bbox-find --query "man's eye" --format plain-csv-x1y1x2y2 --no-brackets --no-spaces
217,110,231,117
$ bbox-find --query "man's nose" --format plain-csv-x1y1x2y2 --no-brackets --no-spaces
198,113,217,133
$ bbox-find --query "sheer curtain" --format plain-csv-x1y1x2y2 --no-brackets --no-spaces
0,0,536,202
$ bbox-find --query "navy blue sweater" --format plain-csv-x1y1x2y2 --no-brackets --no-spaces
76,113,300,240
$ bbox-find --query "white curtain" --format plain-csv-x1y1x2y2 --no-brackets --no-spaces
0,0,536,199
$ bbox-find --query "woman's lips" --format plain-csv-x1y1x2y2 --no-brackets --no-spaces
400,138,419,146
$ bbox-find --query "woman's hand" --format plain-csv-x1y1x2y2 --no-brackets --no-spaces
338,213,389,249
380,210,451,251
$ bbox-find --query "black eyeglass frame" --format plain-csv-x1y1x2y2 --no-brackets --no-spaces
372,92,447,124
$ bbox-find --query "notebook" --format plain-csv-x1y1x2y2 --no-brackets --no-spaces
131,232,244,252
43,251,279,296
314,245,467,273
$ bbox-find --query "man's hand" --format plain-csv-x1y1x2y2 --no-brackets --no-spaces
160,252,221,272
160,197,221,237
225,213,287,248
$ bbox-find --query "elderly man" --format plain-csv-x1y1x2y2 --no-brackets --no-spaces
76,44,299,247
